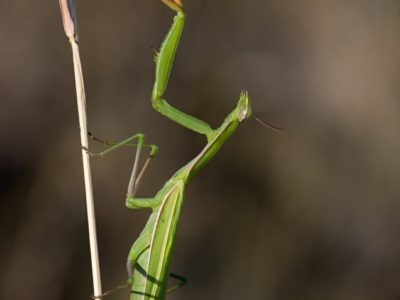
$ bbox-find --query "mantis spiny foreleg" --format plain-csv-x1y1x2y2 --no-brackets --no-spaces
151,1,214,141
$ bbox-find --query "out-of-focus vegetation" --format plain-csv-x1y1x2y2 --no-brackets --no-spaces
1,1,400,299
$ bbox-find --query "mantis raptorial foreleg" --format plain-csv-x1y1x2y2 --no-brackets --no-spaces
151,1,215,141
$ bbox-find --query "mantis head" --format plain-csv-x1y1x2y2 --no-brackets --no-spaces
237,91,252,122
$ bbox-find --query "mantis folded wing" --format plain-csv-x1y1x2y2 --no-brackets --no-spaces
99,1,252,299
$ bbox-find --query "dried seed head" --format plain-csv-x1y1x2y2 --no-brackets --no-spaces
59,0,79,41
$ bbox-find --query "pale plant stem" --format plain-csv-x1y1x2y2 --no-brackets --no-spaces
69,39,103,298
59,0,103,296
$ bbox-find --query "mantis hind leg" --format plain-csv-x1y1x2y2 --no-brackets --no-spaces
127,245,150,282
167,272,188,294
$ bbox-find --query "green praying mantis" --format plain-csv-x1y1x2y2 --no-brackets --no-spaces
93,0,252,299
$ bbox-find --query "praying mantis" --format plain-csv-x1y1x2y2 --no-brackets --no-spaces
96,0,252,299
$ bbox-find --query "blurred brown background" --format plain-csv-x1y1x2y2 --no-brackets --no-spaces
1,0,400,299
